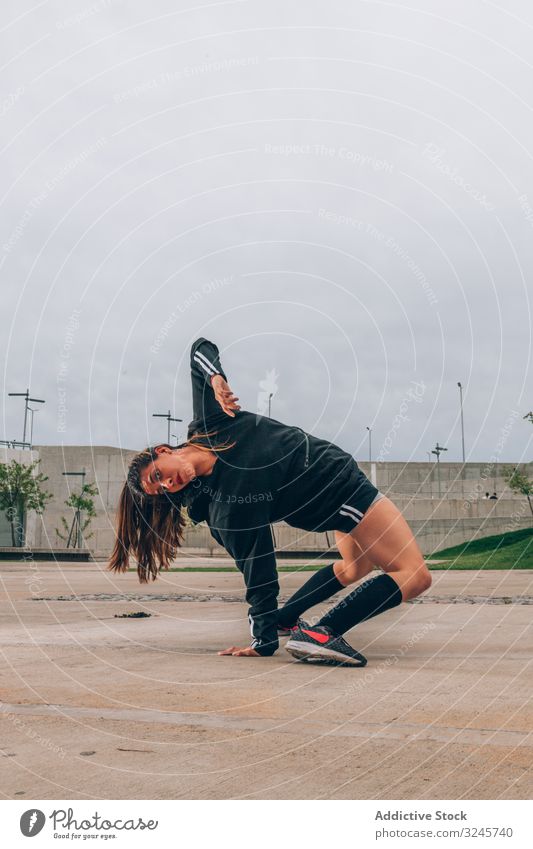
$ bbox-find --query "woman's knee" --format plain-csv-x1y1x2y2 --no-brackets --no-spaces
417,564,432,594
334,557,375,588
402,562,432,599
333,559,356,586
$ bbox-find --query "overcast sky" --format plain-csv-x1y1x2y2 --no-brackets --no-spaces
1,0,532,464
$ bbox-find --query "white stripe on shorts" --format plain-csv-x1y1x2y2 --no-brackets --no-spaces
339,505,363,523
340,503,364,518
339,510,360,524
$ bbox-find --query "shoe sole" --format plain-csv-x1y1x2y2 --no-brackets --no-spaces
285,638,366,667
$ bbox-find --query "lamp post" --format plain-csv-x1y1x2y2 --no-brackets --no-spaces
152,410,182,444
431,442,448,498
28,406,39,449
8,388,45,446
457,381,465,463
366,426,372,463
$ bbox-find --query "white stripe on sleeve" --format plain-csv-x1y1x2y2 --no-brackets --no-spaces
194,349,220,376
193,353,216,376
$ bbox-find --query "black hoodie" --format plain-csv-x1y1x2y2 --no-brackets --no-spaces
184,337,375,655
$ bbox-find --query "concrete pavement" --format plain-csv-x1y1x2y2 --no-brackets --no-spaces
1,562,532,799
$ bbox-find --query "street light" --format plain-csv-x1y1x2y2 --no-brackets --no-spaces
28,406,40,449
431,442,448,498
457,381,465,463
152,410,182,444
8,388,45,445
366,426,372,463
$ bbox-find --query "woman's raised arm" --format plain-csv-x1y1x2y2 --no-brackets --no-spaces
189,337,240,427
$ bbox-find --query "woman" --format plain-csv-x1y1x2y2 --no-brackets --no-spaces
109,337,431,665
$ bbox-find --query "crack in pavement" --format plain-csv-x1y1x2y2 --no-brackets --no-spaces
31,593,533,605
1,702,532,749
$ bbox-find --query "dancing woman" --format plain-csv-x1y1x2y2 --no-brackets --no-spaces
109,337,431,665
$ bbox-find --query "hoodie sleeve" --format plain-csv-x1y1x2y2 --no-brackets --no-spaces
218,522,280,656
189,337,228,429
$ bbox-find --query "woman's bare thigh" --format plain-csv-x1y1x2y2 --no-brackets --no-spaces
349,495,431,599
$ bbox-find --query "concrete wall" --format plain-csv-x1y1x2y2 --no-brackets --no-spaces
30,445,138,553
205,495,529,556
361,460,527,499
1,446,531,556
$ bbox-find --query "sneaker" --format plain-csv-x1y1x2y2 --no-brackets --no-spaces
277,618,310,637
285,623,367,667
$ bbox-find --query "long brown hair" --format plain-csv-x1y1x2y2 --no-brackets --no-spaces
108,430,235,583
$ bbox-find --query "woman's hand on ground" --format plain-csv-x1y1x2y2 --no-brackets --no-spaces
218,645,261,657
210,374,241,417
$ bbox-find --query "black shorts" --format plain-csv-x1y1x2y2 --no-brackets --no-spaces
331,470,384,534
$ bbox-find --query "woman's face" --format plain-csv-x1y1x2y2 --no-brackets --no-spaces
140,446,197,496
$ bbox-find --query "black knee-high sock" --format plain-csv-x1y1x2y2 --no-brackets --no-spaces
277,563,344,628
316,573,402,635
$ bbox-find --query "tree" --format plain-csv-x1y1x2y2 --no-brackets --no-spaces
503,466,533,516
0,459,52,547
502,412,533,516
55,481,99,548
